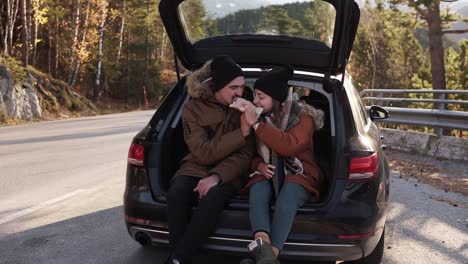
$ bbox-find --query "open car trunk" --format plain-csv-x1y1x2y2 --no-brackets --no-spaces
148,0,361,206
159,0,360,75
145,74,337,206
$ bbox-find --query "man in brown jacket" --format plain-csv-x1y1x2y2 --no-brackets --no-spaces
166,56,256,264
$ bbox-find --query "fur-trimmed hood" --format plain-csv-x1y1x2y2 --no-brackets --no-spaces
185,60,215,100
280,90,324,131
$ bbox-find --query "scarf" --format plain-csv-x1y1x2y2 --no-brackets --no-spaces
256,89,304,177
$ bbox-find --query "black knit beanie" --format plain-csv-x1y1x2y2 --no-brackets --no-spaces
254,65,294,103
210,55,244,92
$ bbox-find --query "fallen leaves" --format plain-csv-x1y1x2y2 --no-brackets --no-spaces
386,150,468,196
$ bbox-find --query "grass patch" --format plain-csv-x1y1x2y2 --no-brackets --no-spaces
0,56,26,82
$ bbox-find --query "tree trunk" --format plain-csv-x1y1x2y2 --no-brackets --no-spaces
426,5,446,96
26,0,32,62
20,0,29,66
124,26,130,102
104,72,109,97
54,16,59,77
117,0,125,62
48,25,52,75
5,0,11,55
159,31,166,64
68,0,81,84
30,0,38,66
31,16,38,65
426,4,446,136
365,10,377,90
0,1,6,54
26,0,31,33
144,0,149,85
7,0,19,55
94,16,106,102
70,1,90,88
11,0,19,54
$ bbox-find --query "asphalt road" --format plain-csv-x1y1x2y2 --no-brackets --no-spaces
0,111,467,264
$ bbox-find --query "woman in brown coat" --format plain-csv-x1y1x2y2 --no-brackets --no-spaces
235,65,324,264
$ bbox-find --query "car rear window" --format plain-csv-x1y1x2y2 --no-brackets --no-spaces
178,0,336,46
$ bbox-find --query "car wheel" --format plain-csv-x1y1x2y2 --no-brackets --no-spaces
343,228,385,264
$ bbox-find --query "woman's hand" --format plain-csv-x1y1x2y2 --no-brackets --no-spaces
257,162,275,179
241,101,259,126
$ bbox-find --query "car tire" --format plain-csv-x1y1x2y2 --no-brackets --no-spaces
343,228,385,264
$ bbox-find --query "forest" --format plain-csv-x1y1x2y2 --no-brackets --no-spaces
0,0,466,111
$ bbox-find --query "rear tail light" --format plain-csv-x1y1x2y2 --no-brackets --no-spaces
128,143,144,167
349,153,378,181
338,232,373,240
125,215,159,227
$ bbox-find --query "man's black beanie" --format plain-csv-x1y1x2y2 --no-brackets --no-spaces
210,55,244,92
254,65,294,103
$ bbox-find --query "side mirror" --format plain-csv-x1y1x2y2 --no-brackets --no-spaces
369,105,388,121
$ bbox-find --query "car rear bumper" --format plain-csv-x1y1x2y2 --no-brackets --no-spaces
126,224,363,261
124,188,386,261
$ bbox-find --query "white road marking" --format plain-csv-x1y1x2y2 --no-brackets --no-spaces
0,189,86,225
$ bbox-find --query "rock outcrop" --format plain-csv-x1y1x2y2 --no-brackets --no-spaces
0,65,96,122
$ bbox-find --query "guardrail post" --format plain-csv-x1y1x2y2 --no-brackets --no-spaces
436,92,445,137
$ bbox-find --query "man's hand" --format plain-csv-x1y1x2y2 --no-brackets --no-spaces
257,162,275,179
240,113,251,137
229,97,249,112
193,174,221,199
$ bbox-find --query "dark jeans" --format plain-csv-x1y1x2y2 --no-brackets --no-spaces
167,175,237,263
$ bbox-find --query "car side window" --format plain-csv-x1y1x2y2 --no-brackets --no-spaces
356,90,369,126
346,81,369,127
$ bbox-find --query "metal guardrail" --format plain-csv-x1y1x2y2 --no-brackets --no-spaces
360,89,468,131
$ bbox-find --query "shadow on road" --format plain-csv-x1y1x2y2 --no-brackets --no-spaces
381,175,468,264
0,206,333,264
1,184,466,264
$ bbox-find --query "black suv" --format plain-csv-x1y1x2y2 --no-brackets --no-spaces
124,0,390,263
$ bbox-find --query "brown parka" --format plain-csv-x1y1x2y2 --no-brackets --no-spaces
174,62,256,191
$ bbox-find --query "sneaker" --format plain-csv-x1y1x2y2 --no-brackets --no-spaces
165,256,182,264
239,257,255,264
247,238,280,264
